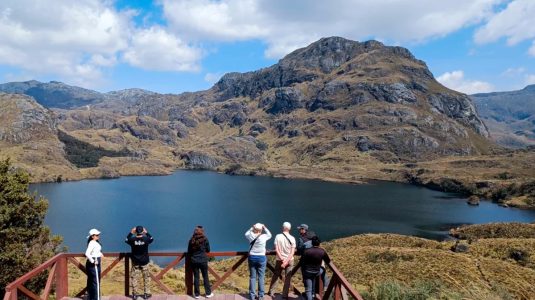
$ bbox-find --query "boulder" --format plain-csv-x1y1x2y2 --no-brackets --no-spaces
180,151,221,170
467,195,480,206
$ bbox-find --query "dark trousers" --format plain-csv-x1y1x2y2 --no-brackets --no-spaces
192,261,212,296
86,257,101,300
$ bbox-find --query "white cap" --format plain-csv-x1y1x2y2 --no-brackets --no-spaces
253,223,263,230
282,222,291,230
87,228,101,238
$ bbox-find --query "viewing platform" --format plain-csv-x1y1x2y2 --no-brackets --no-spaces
4,251,363,300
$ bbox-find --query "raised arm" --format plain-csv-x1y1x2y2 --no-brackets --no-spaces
245,227,255,242
263,226,272,240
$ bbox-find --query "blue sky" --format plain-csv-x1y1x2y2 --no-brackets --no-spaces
1,0,535,94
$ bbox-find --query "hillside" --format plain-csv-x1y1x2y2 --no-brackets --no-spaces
0,93,82,181
472,85,535,148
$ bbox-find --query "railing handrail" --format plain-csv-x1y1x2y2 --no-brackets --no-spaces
4,250,363,300
5,253,64,290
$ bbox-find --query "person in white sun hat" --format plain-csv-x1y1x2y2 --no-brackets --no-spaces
245,223,272,300
85,228,104,300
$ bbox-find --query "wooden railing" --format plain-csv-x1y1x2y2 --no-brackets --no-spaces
3,251,363,300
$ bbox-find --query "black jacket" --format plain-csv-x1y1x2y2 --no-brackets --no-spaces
302,246,330,275
125,232,154,266
188,238,211,264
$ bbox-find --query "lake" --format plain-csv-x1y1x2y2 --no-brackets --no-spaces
31,170,535,253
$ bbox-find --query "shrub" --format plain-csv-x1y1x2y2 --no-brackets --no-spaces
0,159,63,297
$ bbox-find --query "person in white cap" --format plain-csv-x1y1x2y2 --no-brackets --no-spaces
267,222,296,298
85,228,104,300
245,223,272,300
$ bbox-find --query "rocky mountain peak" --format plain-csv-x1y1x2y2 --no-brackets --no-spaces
280,37,401,73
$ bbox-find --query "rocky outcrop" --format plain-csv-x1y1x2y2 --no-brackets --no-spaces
115,116,177,145
260,87,305,114
180,151,221,169
0,93,57,143
428,93,488,137
215,136,264,164
57,110,117,130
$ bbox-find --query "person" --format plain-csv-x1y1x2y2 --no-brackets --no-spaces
301,236,330,300
267,222,296,298
125,226,154,300
85,228,103,300
296,224,329,291
187,226,214,299
245,223,272,300
296,224,316,255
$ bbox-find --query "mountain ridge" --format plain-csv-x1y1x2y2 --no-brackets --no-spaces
471,84,535,148
2,36,534,210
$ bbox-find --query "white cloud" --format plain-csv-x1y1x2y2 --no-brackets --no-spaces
162,0,501,58
437,70,494,94
0,0,203,88
123,27,201,72
475,0,535,56
525,74,535,85
204,72,223,84
0,0,133,87
502,67,526,77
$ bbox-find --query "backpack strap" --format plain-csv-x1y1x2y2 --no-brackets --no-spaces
249,235,261,253
282,233,293,246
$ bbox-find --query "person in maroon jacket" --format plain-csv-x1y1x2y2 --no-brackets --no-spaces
301,236,330,300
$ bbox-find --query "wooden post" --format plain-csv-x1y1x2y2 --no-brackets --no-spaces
55,255,68,300
10,289,18,300
124,254,130,296
185,256,193,296
334,283,342,300
318,275,324,300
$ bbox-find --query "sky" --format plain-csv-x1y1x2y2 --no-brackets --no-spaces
1,0,535,95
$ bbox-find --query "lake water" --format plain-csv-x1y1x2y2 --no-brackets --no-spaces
31,170,535,253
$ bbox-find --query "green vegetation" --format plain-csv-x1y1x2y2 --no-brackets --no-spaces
58,130,131,168
0,158,62,297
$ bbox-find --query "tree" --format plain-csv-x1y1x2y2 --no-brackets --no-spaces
0,158,63,297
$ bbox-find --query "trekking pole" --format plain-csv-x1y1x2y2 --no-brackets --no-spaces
95,260,100,300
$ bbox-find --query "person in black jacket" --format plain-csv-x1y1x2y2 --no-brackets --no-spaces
126,226,154,300
187,226,214,299
301,236,330,300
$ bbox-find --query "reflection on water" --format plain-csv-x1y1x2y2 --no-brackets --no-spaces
31,170,535,253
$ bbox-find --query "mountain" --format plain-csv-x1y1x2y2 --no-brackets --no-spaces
0,37,500,183
0,80,105,109
472,85,535,148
